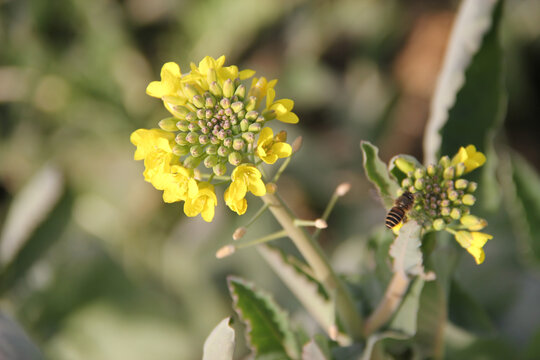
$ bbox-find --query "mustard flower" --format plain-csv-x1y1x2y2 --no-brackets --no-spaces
256,127,292,164
392,144,493,264
132,56,297,221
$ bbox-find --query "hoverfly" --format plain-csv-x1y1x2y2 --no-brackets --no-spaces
385,191,415,229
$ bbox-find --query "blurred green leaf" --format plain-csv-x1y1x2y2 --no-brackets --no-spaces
510,153,540,260
302,339,329,360
389,222,424,276
448,280,494,336
227,276,300,360
257,245,335,339
424,0,505,163
360,141,399,209
0,313,43,360
203,317,235,360
0,182,73,296
389,277,424,336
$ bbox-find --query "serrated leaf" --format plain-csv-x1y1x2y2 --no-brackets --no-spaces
257,245,335,339
0,186,73,296
227,276,299,360
203,317,235,360
0,312,43,360
388,277,425,336
389,222,424,276
361,141,400,209
424,0,505,164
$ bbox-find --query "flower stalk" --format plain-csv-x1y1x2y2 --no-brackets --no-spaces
261,192,364,340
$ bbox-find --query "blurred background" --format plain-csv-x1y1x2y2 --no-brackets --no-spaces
1,0,539,359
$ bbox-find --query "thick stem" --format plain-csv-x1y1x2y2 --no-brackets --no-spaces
261,193,364,340
363,271,410,336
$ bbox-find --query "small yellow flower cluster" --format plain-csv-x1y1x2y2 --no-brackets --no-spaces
394,145,492,264
131,56,297,221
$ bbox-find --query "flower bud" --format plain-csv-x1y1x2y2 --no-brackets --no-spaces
402,178,412,188
176,133,188,145
248,123,262,133
233,227,246,240
183,83,199,99
414,168,425,179
240,118,250,132
216,244,235,259
262,108,276,121
231,101,244,113
455,179,468,190
188,122,200,132
183,155,202,169
433,218,446,231
440,207,451,216
186,132,199,144
245,96,257,112
450,208,461,220
228,152,242,166
455,162,466,177
204,155,219,168
462,194,476,206
172,145,190,156
443,166,455,180
213,163,227,176
242,132,255,143
190,145,205,157
198,135,209,144
245,111,258,121
192,94,204,108
292,136,303,153
217,146,230,157
176,120,190,132
395,157,416,174
448,190,459,201
439,155,451,168
171,105,190,119
205,94,216,108
414,178,425,190
460,215,487,231
223,78,235,98
336,182,351,196
233,138,246,151
427,164,437,177
234,84,246,99
205,145,218,155
266,183,277,194
220,98,230,109
467,182,478,193
158,117,179,131
209,81,222,97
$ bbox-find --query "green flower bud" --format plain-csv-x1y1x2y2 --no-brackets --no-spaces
209,81,222,97
440,207,451,216
231,101,244,113
206,144,218,155
188,122,200,132
467,182,478,193
443,166,455,180
245,96,257,112
213,163,227,176
192,94,204,108
176,133,188,145
228,152,242,166
448,190,459,201
223,78,235,98
234,84,246,99
395,158,416,174
186,132,198,144
414,178,425,190
171,105,190,119
198,135,209,144
245,111,258,121
185,112,196,122
205,94,216,108
460,215,487,231
248,123,262,133
439,155,451,168
176,120,190,132
455,162,466,177
233,138,246,151
440,199,450,207
262,108,276,121
433,218,446,231
183,83,199,99
402,178,412,188
218,146,230,157
172,145,190,156
455,179,468,190
240,118,250,132
204,155,219,168
242,132,255,143
232,125,241,135
462,194,476,206
190,145,205,157
158,118,178,132
223,138,233,148
220,98,230,109
183,155,202,169
414,168,425,179
450,208,461,220
427,164,437,177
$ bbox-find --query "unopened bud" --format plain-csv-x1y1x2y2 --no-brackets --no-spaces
414,168,425,179
248,123,262,133
414,178,425,190
433,218,446,231
460,215,487,231
427,164,437,177
455,179,468,190
292,136,303,153
240,118,250,132
335,182,351,197
234,84,246,99
455,162,466,177
158,117,179,131
395,157,416,174
176,120,190,132
204,155,219,168
205,95,216,108
176,132,188,145
315,219,328,229
266,183,277,194
241,132,255,143
172,145,190,156
228,152,242,166
443,166,455,180
233,227,246,241
186,132,198,144
439,155,451,168
245,111,258,121
171,105,190,119
462,194,476,206
183,83,199,99
233,138,246,151
223,78,234,98
450,208,461,220
220,97,230,109
467,182,478,193
245,96,257,112
192,94,204,108
209,81,222,97
183,155,202,169
213,163,227,176
216,244,236,259
231,101,244,113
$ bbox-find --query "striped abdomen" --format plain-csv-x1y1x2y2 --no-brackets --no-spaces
385,207,405,229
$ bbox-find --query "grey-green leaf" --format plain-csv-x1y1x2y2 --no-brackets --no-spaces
389,222,425,277
228,276,299,359
388,277,425,336
257,245,335,340
0,313,43,360
423,0,505,164
361,140,400,208
203,317,235,360
302,340,329,360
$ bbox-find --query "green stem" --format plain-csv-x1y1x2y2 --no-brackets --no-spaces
261,192,364,340
313,189,340,239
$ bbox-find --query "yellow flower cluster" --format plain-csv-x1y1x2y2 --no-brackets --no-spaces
131,56,298,221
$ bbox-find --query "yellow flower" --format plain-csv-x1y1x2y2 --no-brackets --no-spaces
265,88,299,124
162,165,198,203
184,181,218,222
224,164,266,215
186,55,255,89
454,231,492,265
143,150,177,190
249,77,278,107
451,145,486,173
146,62,184,99
460,215,487,231
130,128,175,161
256,127,292,164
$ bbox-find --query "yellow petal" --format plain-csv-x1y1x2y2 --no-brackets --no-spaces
277,112,299,124
466,246,485,265
271,143,292,158
248,178,266,197
266,88,276,108
239,69,256,79
470,232,492,247
258,127,274,145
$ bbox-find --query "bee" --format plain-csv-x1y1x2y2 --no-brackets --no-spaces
385,191,415,229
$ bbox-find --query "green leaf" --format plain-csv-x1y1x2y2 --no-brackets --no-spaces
424,0,506,164
0,168,73,295
360,140,400,209
389,277,425,336
203,317,235,360
509,153,540,260
257,245,335,339
0,313,43,360
302,340,329,360
228,276,300,360
389,222,426,277
448,280,494,336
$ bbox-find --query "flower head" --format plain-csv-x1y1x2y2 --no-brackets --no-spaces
256,127,292,164
131,56,297,221
392,145,492,264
